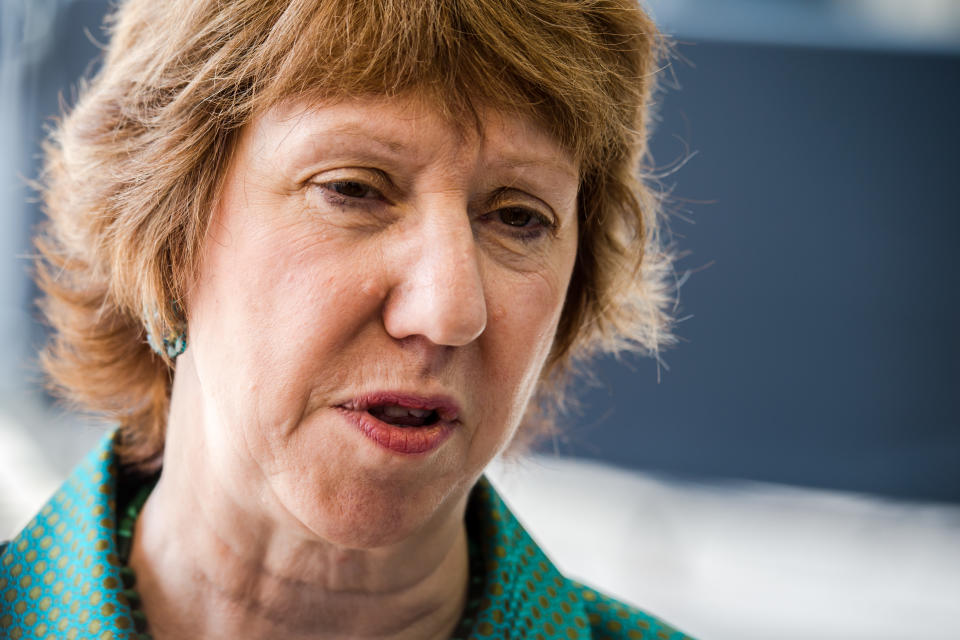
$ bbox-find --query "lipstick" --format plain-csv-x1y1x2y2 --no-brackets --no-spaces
336,392,460,454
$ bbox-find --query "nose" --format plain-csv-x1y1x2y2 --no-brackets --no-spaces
382,209,487,347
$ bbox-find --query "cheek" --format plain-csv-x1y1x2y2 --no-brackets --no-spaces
477,263,572,434
189,213,383,431
493,234,578,359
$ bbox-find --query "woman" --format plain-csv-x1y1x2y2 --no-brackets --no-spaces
1,0,690,638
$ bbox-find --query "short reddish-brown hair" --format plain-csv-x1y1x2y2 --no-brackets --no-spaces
36,0,674,469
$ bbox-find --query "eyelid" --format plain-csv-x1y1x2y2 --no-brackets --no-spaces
309,168,395,197
488,189,558,227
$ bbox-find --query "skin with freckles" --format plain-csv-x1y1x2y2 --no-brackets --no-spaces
130,95,580,639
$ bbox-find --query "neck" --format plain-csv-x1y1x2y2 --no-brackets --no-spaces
129,364,470,640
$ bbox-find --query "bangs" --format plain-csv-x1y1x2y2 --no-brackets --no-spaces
249,0,647,171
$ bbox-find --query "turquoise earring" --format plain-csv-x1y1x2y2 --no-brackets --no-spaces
145,303,187,359
147,326,187,359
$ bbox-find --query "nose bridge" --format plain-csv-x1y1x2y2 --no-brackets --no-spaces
384,195,487,347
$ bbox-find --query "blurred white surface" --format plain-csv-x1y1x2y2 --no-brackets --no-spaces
0,412,61,534
0,399,109,538
487,455,960,640
3,414,958,639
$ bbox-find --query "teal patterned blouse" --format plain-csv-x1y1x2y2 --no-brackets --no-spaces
1,432,696,639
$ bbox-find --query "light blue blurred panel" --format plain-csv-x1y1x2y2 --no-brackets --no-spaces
647,0,960,53
0,1,63,395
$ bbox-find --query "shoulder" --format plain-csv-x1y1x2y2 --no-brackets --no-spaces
573,581,697,640
0,431,141,639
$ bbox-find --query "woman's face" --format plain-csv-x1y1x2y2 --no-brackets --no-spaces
183,95,579,548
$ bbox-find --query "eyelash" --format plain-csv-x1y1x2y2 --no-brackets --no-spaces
319,180,386,206
481,207,555,241
313,179,555,242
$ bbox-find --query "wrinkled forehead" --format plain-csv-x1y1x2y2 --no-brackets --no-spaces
248,92,580,179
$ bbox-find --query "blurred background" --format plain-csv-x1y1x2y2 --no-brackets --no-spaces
1,1,958,638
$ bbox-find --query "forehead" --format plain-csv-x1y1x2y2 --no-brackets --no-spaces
246,94,579,180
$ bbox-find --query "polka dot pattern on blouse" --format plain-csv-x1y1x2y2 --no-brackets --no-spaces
1,432,696,639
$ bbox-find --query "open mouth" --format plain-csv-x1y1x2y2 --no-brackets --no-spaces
367,405,441,428
337,393,460,454
339,393,460,428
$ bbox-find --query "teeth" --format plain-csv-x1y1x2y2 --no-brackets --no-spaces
380,405,432,418
383,405,409,418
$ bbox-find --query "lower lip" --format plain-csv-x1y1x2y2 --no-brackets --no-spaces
337,409,455,454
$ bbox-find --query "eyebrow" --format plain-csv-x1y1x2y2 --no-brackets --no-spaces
276,128,412,179
493,156,579,181
306,124,410,156
283,121,578,182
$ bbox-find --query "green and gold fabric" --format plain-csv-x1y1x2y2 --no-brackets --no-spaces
1,432,695,639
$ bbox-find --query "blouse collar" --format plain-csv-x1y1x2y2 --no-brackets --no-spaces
1,431,595,638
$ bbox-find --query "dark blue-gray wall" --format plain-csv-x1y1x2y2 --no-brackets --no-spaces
563,42,960,502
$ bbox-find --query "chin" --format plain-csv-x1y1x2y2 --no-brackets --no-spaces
281,473,463,550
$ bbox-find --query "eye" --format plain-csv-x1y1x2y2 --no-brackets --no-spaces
325,180,380,200
488,206,555,242
498,207,536,228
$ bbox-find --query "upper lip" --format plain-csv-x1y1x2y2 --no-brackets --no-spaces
338,391,462,423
